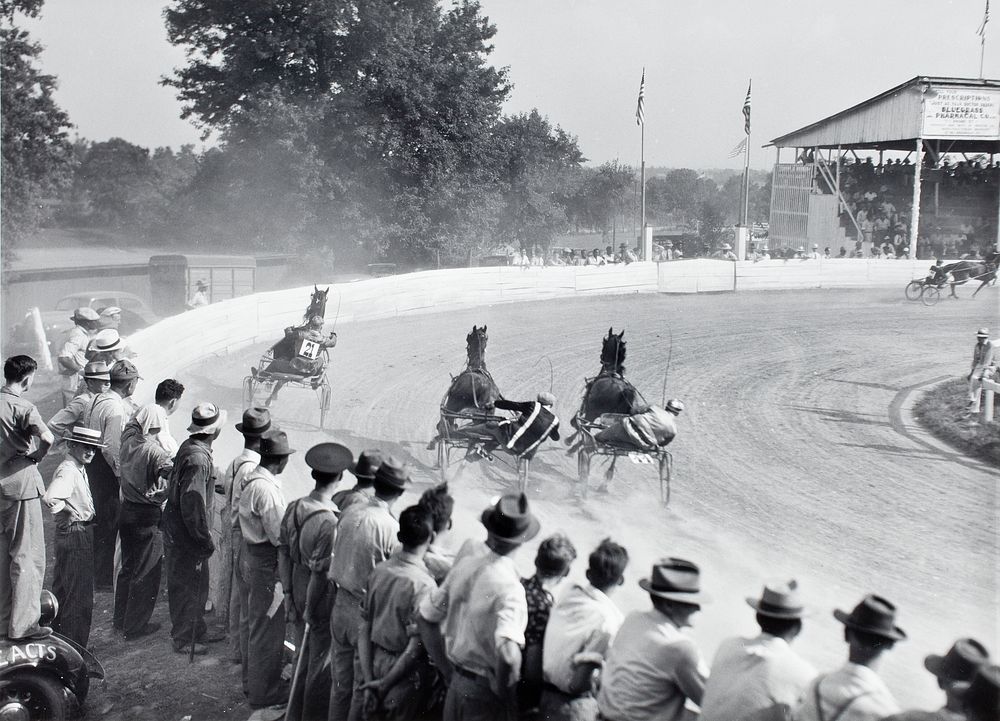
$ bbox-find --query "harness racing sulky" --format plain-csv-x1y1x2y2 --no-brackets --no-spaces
243,286,335,427
566,328,677,505
906,252,999,305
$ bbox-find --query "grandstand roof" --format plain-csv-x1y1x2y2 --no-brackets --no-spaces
768,76,1000,153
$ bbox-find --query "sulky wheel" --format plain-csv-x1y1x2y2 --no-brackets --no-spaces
319,385,332,429
921,286,941,306
577,450,591,499
658,452,673,506
517,457,529,493
242,376,256,408
904,280,924,301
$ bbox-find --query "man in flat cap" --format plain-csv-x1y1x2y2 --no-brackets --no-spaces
328,455,409,721
883,637,990,721
238,428,295,711
701,580,817,721
57,307,99,404
280,442,352,721
597,558,710,721
418,493,541,721
792,594,906,721
83,358,141,589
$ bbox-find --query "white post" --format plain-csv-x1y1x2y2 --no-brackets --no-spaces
29,307,52,371
982,379,999,421
909,138,923,259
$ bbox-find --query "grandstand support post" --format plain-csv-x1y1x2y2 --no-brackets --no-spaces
909,137,923,260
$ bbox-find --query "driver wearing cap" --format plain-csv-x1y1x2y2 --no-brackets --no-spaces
462,393,560,460
595,399,684,452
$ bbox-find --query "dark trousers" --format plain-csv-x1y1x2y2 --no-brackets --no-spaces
444,670,512,721
114,502,163,635
51,524,94,647
87,452,120,588
286,579,333,721
328,589,362,721
241,541,286,708
165,544,208,646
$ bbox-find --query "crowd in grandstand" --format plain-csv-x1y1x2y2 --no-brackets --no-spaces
3,340,999,721
811,154,999,259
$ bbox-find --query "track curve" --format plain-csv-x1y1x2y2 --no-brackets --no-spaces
183,286,997,706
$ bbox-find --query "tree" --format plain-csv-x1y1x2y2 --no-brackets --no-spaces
1,2,72,255
697,198,725,251
574,161,635,237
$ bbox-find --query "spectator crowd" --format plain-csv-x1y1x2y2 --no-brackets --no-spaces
1,341,998,721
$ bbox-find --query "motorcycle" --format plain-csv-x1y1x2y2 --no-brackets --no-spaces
0,590,105,720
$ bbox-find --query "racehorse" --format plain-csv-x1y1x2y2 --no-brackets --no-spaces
572,328,646,427
941,251,999,298
304,285,329,321
430,325,504,446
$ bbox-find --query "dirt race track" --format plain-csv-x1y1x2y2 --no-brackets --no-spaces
181,286,997,707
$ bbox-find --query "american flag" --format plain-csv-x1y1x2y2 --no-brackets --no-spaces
978,0,990,38
728,137,748,158
742,80,752,136
636,69,646,127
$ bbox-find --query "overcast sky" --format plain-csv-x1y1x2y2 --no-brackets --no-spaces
24,0,998,170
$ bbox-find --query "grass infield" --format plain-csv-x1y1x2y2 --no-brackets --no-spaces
913,377,1000,466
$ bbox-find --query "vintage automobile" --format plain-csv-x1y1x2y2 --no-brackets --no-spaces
8,290,158,355
0,591,104,719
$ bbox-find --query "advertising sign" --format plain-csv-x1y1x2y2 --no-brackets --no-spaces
923,88,1000,139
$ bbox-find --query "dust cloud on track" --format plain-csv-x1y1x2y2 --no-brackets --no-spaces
182,286,997,706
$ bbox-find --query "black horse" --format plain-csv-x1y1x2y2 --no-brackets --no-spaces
304,285,329,321
941,251,999,298
572,328,647,427
443,325,503,413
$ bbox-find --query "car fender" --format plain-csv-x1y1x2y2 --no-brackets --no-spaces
0,635,92,698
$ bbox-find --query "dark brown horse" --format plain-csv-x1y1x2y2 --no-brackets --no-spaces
442,325,503,413
304,285,329,320
573,328,647,426
941,251,999,298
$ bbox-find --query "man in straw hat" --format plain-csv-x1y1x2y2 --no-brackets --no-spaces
42,426,106,646
331,449,383,513
597,558,710,721
965,328,996,416
700,580,817,721
279,441,352,721
962,665,1000,721
47,361,111,447
187,279,210,309
0,355,53,641
83,358,141,590
238,428,295,711
883,638,990,721
57,307,99,404
115,404,174,639
791,594,906,721
328,455,409,721
161,401,227,656
418,492,541,721
223,406,272,662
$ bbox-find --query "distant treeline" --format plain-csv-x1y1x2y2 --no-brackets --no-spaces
2,0,770,267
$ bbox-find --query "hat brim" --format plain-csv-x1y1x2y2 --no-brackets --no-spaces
480,509,541,544
923,654,947,678
833,609,907,641
234,422,269,437
188,409,229,435
97,341,125,353
745,597,806,619
84,374,111,381
639,578,711,605
67,438,108,448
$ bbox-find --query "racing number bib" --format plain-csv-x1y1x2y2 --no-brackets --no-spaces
297,338,321,361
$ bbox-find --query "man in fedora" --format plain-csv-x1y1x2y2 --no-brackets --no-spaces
83,358,141,589
1,355,54,641
42,426,106,646
332,449,384,513
279,441,352,721
418,493,541,721
883,638,990,721
963,664,999,721
238,428,295,711
792,594,905,721
187,279,210,309
57,307,99,404
85,328,129,369
965,328,996,416
47,361,111,446
223,407,272,662
327,455,410,721
700,580,817,721
162,401,227,655
115,405,174,639
597,558,710,721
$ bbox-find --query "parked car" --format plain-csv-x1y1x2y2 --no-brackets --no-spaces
8,291,158,355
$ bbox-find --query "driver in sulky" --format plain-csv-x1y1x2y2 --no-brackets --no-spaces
264,315,337,377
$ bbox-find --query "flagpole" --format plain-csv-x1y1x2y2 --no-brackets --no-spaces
981,33,986,79
640,121,646,250
742,127,751,226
